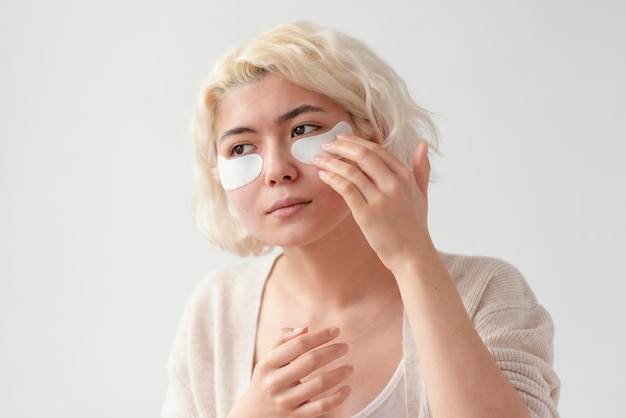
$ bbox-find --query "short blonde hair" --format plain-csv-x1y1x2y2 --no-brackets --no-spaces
193,21,438,256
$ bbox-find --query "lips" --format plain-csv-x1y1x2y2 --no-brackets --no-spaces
267,197,312,214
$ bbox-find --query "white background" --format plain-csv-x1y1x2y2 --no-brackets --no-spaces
1,0,624,417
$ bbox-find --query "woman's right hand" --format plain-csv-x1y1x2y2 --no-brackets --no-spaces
227,327,354,418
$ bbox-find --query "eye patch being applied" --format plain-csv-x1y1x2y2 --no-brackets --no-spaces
217,121,353,191
290,121,353,164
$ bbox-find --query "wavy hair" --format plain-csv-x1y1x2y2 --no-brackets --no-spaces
193,21,438,256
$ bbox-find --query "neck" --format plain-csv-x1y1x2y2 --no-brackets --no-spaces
274,217,398,313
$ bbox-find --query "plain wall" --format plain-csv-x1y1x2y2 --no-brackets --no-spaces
1,0,624,417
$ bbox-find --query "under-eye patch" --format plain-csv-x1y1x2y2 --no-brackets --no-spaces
291,121,353,164
217,154,263,191
217,121,353,191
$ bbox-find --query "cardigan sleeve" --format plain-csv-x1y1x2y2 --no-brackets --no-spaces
162,366,201,418
161,257,273,418
161,273,219,418
468,259,561,418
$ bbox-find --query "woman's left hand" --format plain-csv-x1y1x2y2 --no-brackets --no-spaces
313,134,434,272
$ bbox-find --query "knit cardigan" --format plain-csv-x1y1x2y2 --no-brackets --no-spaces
162,252,560,417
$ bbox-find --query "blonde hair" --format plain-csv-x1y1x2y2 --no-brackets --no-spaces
193,21,438,256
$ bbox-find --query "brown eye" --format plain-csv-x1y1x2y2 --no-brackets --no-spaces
292,124,317,137
230,144,254,156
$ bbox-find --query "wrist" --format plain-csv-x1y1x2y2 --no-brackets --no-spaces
388,238,441,279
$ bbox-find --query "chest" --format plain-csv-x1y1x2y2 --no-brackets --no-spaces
254,294,404,417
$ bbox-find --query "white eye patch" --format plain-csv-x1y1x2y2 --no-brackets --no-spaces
217,121,353,191
217,154,263,191
291,121,353,164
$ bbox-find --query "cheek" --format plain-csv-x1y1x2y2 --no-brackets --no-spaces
304,168,351,212
226,188,255,219
225,188,267,238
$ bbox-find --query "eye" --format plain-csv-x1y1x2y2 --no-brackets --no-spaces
292,124,318,138
229,143,255,156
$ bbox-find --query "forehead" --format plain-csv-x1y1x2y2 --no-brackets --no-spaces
215,74,346,133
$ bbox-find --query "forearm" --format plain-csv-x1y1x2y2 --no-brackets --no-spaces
393,247,529,418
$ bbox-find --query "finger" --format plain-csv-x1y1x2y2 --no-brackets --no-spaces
261,327,341,369
295,386,352,417
412,141,431,198
316,149,415,210
318,135,415,200
280,341,350,383
275,327,308,348
317,159,371,206
323,133,407,175
290,364,355,402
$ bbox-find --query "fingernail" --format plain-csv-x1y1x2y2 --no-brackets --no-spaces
321,141,333,149
336,133,349,139
291,326,306,333
328,327,339,336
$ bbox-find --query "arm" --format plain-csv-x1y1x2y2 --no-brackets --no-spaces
392,249,531,417
316,137,556,417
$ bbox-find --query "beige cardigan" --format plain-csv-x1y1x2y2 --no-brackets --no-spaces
162,253,560,417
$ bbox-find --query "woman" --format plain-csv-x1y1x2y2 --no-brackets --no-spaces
162,21,560,418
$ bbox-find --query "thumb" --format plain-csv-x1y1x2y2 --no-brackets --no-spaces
412,141,431,198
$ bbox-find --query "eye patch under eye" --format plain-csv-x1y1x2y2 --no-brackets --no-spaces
216,121,353,191
217,154,263,191
291,121,353,164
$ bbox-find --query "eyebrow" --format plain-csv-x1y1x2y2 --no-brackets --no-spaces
219,104,327,143
219,127,256,143
275,105,326,125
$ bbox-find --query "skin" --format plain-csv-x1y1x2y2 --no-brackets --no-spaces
216,74,530,418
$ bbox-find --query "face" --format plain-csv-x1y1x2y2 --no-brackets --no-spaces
214,74,356,249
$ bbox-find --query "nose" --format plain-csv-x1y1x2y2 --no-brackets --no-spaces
263,144,299,186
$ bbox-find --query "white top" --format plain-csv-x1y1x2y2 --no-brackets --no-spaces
352,359,406,417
